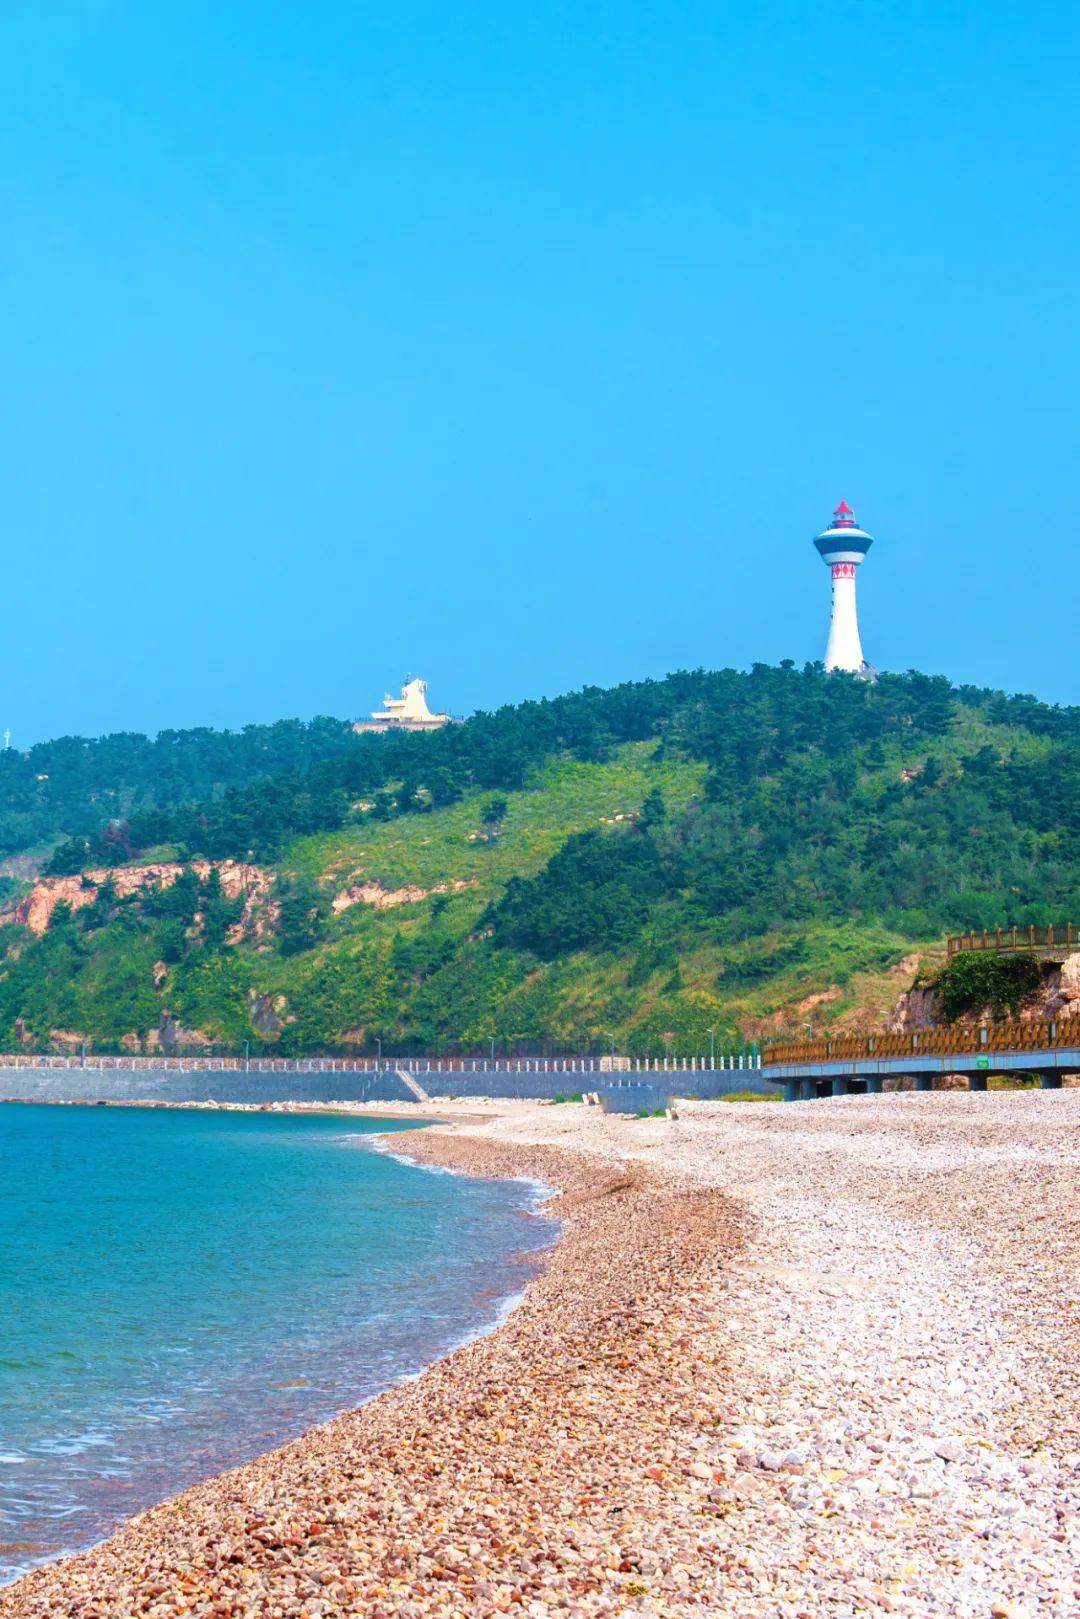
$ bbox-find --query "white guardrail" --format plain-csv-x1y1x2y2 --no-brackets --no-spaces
0,1052,764,1074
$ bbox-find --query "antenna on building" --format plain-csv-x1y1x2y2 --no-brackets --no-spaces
2,729,10,751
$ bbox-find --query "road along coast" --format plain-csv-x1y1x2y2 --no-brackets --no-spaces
3,1092,1079,1617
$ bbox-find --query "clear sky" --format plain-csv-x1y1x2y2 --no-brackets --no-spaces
2,2,1078,744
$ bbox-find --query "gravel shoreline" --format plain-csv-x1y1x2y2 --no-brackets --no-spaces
3,1092,1079,1616
1,1127,745,1617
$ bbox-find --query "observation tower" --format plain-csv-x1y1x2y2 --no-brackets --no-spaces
813,500,875,678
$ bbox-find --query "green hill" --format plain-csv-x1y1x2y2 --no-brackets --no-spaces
1,664,1077,1056
0,716,358,871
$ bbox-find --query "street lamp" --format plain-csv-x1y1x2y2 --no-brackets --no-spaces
707,1026,715,1067
376,1035,382,1064
489,1036,496,1063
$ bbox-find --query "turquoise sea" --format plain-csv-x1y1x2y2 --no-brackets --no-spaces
0,1104,550,1582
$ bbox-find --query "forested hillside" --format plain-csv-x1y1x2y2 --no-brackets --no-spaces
0,717,357,864
1,663,1077,1055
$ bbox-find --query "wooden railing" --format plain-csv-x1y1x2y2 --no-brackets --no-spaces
763,1012,1080,1069
946,924,1077,957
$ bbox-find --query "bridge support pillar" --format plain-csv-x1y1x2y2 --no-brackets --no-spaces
915,1075,933,1093
799,1079,817,1101
831,1078,849,1097
865,1075,883,1094
1040,1071,1063,1089
784,1081,799,1103
969,1073,988,1092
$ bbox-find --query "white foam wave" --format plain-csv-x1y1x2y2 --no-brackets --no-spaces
357,1134,558,1212
355,1134,467,1175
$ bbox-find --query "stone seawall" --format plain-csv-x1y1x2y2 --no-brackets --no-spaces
0,1065,779,1111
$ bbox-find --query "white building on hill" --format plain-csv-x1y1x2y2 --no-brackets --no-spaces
353,677,454,734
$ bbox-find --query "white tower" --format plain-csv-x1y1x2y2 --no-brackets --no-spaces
813,500,875,677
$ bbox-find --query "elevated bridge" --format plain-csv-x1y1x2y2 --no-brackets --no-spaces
764,1014,1080,1100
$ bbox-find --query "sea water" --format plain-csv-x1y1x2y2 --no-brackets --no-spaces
0,1104,550,1582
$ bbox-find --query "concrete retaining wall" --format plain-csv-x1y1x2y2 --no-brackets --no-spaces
0,1065,780,1111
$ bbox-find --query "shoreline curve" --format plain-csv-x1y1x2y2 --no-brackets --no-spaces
1,1113,744,1617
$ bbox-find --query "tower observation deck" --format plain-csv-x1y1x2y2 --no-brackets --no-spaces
813,500,875,678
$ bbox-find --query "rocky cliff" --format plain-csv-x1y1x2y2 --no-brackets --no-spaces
890,952,1080,1029
1,860,272,936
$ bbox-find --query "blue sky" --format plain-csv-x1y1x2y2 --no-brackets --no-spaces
2,2,1078,743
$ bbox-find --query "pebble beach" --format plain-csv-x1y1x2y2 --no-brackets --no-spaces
3,1090,1079,1618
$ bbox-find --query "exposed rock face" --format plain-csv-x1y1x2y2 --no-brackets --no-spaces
7,873,94,933
47,1029,85,1053
149,1012,211,1054
891,951,1080,1029
1034,954,1080,1019
889,984,940,1031
0,860,272,936
747,986,843,1040
1059,953,1080,1005
249,993,281,1036
331,877,476,914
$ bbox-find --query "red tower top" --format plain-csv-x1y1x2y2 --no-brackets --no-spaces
832,500,855,529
